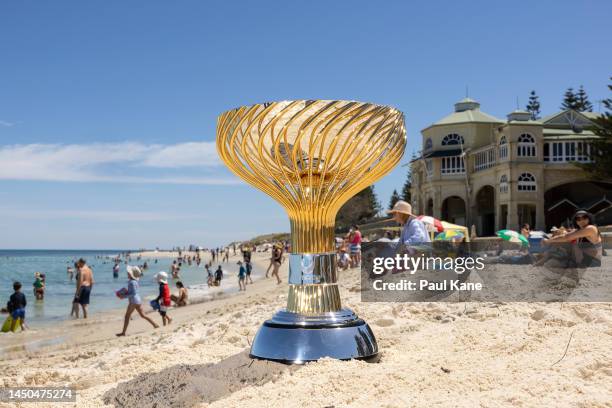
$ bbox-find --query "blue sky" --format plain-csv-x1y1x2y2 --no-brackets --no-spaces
1,1,611,249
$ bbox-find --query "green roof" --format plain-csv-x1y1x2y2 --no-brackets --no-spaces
425,109,504,129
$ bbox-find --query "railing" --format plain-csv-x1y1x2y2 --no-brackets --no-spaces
474,146,496,172
543,141,592,163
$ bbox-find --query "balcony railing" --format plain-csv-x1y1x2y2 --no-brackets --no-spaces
474,146,496,172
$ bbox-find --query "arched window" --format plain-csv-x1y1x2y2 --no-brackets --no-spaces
441,133,464,146
424,138,433,151
499,174,508,193
499,136,508,159
517,173,536,191
517,133,536,157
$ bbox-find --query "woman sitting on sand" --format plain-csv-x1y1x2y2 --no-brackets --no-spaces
116,266,159,336
543,209,602,268
171,281,188,307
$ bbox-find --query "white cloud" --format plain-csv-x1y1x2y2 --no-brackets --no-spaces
0,142,239,184
0,120,15,127
0,207,213,222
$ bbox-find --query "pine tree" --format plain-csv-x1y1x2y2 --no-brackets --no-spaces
401,167,412,203
578,77,612,179
388,189,401,210
525,90,541,120
561,87,579,111
576,85,594,112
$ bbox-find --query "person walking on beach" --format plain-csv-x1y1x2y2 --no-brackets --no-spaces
116,266,159,336
75,258,94,319
112,262,120,278
7,282,27,331
245,260,253,284
271,244,283,284
237,261,246,291
214,265,223,286
206,263,213,287
348,225,362,268
154,272,172,326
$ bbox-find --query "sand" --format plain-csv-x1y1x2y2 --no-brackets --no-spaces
1,252,611,407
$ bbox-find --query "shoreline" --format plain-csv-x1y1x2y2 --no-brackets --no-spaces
0,251,275,356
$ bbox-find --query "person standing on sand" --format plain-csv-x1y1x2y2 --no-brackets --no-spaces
7,282,27,331
154,272,172,326
75,258,94,319
271,244,282,284
206,263,213,287
237,261,246,291
116,266,158,336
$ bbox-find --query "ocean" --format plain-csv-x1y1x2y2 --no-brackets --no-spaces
0,250,246,325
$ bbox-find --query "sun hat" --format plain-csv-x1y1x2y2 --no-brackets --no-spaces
126,265,142,280
386,200,414,216
550,226,559,232
156,271,168,284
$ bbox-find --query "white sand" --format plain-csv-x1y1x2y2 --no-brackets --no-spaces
1,252,611,407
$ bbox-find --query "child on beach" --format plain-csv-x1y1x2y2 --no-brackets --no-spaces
237,261,246,291
154,272,172,326
171,281,188,306
116,266,159,336
7,282,27,331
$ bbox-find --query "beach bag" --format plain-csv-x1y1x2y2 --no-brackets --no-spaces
115,287,129,299
162,283,171,307
149,299,160,311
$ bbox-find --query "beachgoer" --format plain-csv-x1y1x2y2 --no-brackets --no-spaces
154,271,172,326
171,281,188,306
271,245,282,284
337,247,350,270
349,225,362,267
33,272,45,300
520,223,531,239
543,209,603,267
206,264,213,287
387,201,431,246
113,263,120,278
245,260,253,284
75,258,94,319
237,261,246,291
116,266,159,336
214,265,223,286
7,281,27,331
67,266,74,280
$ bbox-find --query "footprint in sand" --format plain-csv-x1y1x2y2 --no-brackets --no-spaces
374,318,395,327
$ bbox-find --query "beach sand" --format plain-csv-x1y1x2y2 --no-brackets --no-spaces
1,252,611,407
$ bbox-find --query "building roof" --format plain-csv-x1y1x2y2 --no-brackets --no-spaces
542,128,599,140
423,98,504,131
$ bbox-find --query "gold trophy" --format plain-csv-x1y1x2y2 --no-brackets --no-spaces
217,100,406,363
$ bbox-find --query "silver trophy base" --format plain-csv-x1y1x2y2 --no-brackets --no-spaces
249,308,378,364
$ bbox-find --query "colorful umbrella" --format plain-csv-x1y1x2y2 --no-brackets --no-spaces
435,230,465,241
496,229,529,246
417,215,444,232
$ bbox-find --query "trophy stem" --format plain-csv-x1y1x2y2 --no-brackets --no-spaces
289,214,335,253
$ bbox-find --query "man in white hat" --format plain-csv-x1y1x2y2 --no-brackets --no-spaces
387,200,430,246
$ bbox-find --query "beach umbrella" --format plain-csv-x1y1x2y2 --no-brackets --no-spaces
496,229,529,246
435,230,465,241
417,215,444,232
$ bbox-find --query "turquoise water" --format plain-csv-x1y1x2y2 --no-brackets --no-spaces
0,250,244,325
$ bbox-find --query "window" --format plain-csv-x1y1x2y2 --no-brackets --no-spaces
517,133,536,157
543,141,592,163
441,133,464,146
424,138,433,151
499,174,508,193
441,155,465,174
499,136,508,160
517,173,536,191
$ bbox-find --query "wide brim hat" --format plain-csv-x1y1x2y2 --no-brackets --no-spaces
126,265,142,280
386,200,414,216
156,271,168,284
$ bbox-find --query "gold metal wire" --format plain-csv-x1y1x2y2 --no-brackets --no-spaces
216,100,406,313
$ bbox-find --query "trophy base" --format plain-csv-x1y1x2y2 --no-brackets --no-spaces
249,308,378,364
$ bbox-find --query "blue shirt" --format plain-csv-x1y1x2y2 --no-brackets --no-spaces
399,217,431,245
127,279,142,305
238,266,246,278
